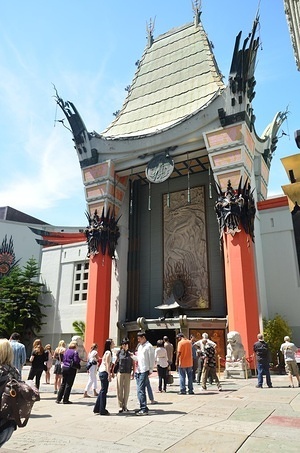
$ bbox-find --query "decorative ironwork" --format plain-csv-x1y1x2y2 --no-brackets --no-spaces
215,178,256,242
85,208,120,259
0,235,20,279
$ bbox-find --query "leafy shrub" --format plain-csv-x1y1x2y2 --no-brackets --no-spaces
263,314,292,365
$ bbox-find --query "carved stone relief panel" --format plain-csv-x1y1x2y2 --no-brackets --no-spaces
163,186,209,309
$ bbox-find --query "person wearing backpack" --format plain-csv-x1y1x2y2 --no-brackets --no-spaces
253,333,273,388
0,339,21,447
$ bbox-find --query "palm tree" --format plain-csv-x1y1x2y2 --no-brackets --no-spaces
72,320,85,340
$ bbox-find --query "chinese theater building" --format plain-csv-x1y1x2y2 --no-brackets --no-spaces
55,6,287,359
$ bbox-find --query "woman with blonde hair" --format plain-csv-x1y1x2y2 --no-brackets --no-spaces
53,340,66,395
43,344,53,385
0,339,21,447
84,343,99,397
28,339,48,389
56,340,80,404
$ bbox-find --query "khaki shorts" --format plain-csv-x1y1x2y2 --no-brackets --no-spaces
285,361,299,376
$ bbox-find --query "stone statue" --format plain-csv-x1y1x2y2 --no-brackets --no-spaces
71,335,87,370
226,331,246,361
224,331,251,379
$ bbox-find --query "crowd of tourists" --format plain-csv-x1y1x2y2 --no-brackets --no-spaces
1,329,300,448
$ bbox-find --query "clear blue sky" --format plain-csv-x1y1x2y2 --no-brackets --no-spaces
0,0,299,226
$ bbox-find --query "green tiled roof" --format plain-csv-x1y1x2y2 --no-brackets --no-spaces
102,21,225,138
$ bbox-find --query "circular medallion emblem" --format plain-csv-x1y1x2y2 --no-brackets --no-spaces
145,154,174,184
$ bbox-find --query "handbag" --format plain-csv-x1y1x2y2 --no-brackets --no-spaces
0,379,40,428
167,373,174,385
69,358,81,370
54,361,62,374
86,360,97,371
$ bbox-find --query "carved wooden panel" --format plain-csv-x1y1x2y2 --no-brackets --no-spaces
189,329,226,360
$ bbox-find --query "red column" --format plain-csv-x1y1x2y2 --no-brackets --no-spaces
85,254,112,352
223,229,260,362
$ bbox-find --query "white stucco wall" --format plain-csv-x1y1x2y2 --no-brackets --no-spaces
253,212,269,327
40,242,88,348
259,202,300,343
0,220,43,269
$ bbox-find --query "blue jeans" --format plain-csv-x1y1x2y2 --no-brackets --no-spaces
94,371,109,414
146,375,154,401
0,425,15,448
257,361,272,387
135,371,149,412
178,366,194,393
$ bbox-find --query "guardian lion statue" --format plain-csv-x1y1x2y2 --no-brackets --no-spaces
71,335,87,364
226,331,246,362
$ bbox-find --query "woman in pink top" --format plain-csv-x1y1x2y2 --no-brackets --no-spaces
155,340,169,392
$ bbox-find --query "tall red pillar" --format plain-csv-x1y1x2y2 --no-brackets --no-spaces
223,229,260,360
85,254,112,353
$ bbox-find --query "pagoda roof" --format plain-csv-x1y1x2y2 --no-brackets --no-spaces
101,21,225,139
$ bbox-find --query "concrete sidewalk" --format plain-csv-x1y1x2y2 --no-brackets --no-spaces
2,367,300,452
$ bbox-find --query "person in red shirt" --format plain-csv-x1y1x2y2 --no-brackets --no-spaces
175,333,194,395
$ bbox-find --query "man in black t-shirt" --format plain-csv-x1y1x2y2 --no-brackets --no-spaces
253,333,272,388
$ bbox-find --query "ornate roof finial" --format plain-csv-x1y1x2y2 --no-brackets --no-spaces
146,17,155,48
192,0,202,26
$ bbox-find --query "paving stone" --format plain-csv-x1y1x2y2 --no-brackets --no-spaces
229,407,273,422
1,431,140,453
2,371,300,452
167,430,247,453
117,421,196,451
202,420,259,435
253,423,300,441
187,404,236,419
239,436,300,452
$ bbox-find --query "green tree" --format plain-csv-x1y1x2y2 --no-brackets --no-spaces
0,257,49,339
72,320,85,341
263,314,292,364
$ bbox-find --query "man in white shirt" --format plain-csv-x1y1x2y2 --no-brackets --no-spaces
280,336,300,388
194,332,216,351
132,331,155,415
